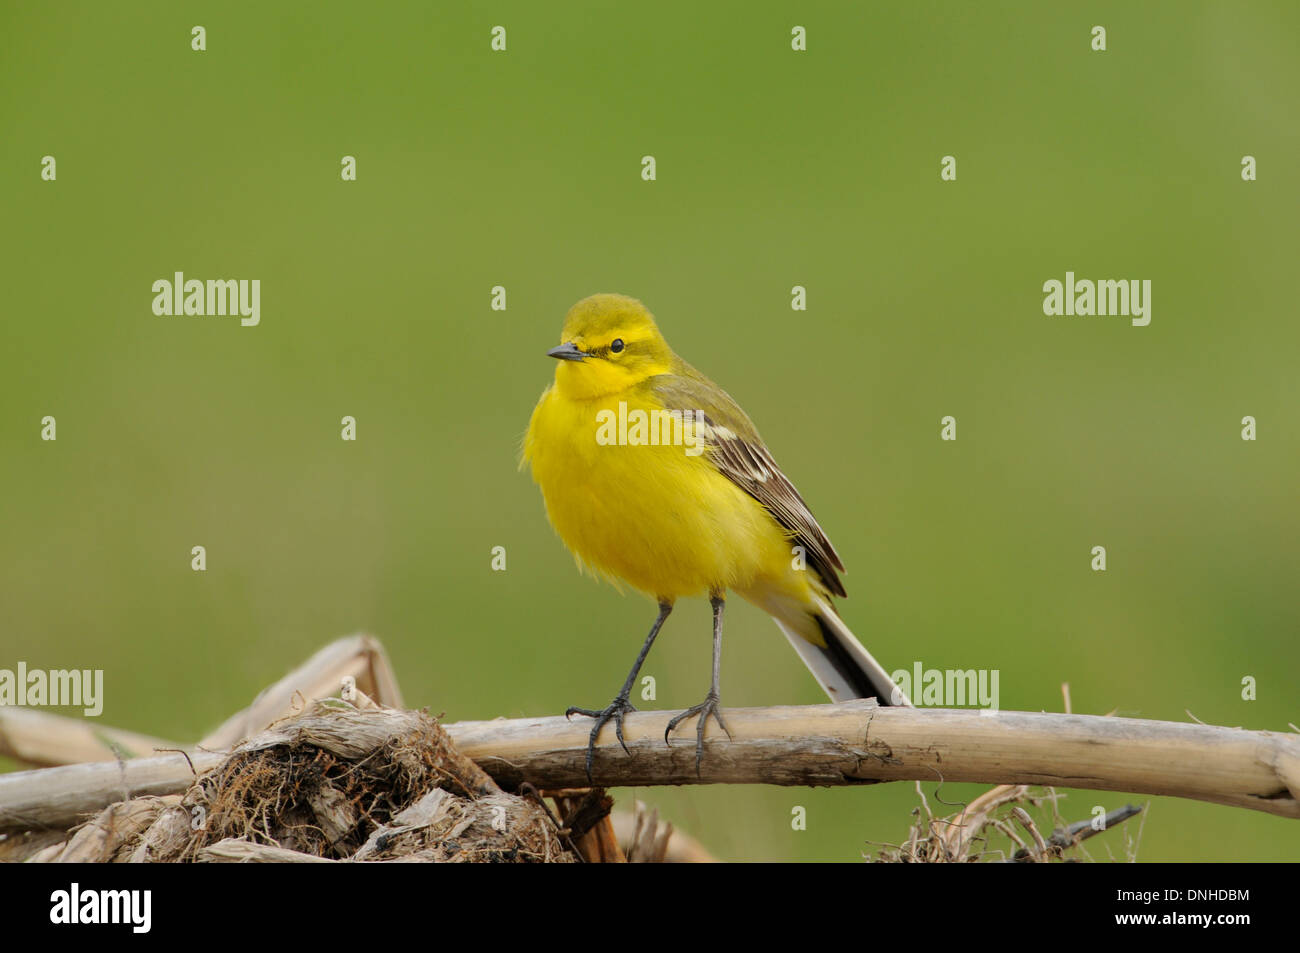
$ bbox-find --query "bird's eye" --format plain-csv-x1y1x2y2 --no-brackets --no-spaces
610,339,625,353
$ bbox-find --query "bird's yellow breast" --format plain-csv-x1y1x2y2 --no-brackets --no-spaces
524,383,790,599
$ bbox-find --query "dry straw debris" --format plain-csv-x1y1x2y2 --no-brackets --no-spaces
869,781,1145,863
32,702,577,863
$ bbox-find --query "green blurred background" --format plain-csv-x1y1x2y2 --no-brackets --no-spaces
2,1,1297,861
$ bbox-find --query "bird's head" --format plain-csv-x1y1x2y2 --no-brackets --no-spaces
547,293,675,398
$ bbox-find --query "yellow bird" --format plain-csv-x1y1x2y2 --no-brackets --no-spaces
523,293,906,776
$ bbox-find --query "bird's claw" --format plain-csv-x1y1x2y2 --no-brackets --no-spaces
566,694,638,781
665,691,730,776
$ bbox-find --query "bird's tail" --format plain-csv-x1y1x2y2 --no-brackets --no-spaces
772,595,912,706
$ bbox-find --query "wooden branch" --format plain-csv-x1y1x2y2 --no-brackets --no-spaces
449,702,1300,817
0,707,182,768
0,749,224,833
2,701,1296,835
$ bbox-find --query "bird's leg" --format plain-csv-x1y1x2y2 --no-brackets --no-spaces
665,591,732,775
567,599,672,782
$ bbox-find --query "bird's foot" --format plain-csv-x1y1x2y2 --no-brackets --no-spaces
566,694,638,782
665,691,731,776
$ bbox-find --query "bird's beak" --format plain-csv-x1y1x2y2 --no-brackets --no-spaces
547,342,589,362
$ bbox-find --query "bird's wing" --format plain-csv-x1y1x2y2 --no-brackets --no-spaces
648,369,847,598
